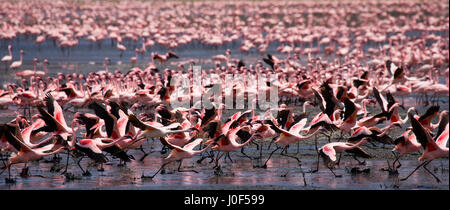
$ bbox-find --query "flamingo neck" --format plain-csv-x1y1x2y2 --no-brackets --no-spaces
302,102,309,113
194,143,214,155
166,129,191,135
402,108,414,124
362,101,368,118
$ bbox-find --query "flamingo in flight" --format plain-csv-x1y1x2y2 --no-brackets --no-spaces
141,137,216,179
400,112,449,183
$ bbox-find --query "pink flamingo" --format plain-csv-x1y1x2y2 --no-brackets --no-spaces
400,112,449,183
142,137,215,179
262,118,324,168
9,50,24,70
1,45,12,70
318,138,370,177
0,128,64,183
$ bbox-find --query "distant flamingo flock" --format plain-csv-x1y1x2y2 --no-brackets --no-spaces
0,0,448,185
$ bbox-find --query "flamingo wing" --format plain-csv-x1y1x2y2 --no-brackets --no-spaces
288,118,307,134
343,98,356,122
36,106,66,132
89,102,116,138
76,113,100,138
201,106,217,127
312,88,325,112
322,145,337,161
345,146,371,158
409,112,436,150
418,105,440,125
435,124,449,148
127,114,148,130
45,93,69,129
373,87,388,113
386,92,396,111
183,138,203,150
5,129,32,152
21,119,44,144
231,111,242,121
348,127,372,143
264,119,288,134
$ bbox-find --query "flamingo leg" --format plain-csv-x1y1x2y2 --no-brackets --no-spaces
208,150,215,163
423,160,441,183
239,148,253,160
258,138,263,161
250,141,259,150
4,164,15,183
400,160,428,181
1,157,6,170
56,149,69,174
226,152,234,163
139,146,150,161
143,162,168,179
98,163,104,172
213,151,225,169
20,163,29,177
263,146,280,168
196,152,209,164
311,135,320,173
77,156,88,175
353,155,366,165
280,145,288,155
177,160,198,173
280,146,301,164
327,166,342,177
336,153,342,167
267,137,277,150
392,151,402,169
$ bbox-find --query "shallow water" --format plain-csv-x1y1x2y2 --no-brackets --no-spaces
0,144,448,190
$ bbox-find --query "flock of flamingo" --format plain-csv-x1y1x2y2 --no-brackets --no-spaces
0,0,448,187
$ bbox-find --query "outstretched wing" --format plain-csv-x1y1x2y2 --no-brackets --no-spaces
345,146,371,158
386,92,396,111
409,112,434,150
322,145,337,161
128,114,148,131
435,124,449,148
343,98,356,122
89,102,116,138
373,87,387,113
418,106,440,125
289,118,307,134
44,92,55,116
183,138,203,150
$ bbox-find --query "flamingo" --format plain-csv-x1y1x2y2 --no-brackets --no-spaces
262,118,324,168
1,45,12,70
400,112,449,183
318,138,370,177
0,124,64,182
16,58,45,79
141,137,216,179
128,113,195,140
74,136,131,174
152,51,179,64
9,50,24,70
